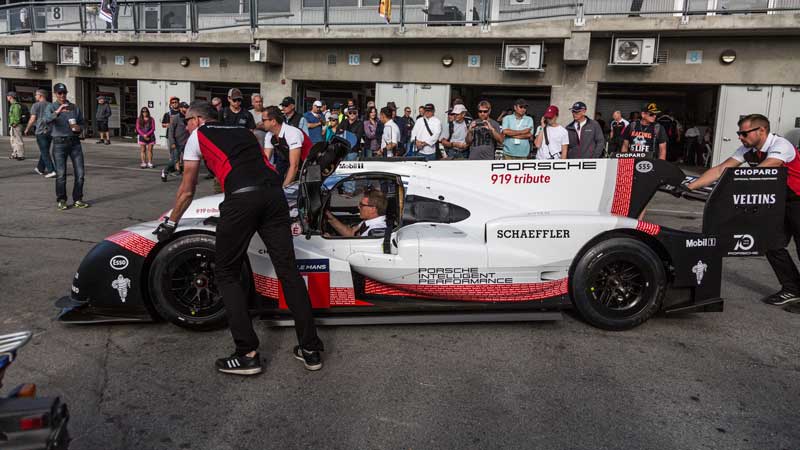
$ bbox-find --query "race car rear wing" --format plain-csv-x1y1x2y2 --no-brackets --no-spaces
702,166,786,257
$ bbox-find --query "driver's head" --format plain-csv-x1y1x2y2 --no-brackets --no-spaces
359,190,387,220
737,114,770,148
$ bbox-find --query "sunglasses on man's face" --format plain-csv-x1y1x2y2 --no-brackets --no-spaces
358,202,375,209
737,127,761,137
231,98,242,103
478,110,489,114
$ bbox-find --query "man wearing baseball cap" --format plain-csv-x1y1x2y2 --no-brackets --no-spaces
44,82,89,210
441,104,470,159
303,100,325,144
501,99,534,160
565,101,605,159
410,103,442,160
280,96,302,128
534,105,569,160
221,88,255,130
620,102,667,160
6,91,25,160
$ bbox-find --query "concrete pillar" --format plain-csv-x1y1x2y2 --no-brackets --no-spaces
260,67,292,107
549,65,597,122
53,66,79,105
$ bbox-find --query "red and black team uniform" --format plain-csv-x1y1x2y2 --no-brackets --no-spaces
732,133,800,295
183,124,323,356
622,120,667,159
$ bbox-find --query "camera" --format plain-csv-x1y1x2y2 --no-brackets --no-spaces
473,120,485,127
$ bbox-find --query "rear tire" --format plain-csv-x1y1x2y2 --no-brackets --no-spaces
148,234,250,331
571,237,666,330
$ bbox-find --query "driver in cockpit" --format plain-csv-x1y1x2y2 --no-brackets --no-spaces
325,190,387,237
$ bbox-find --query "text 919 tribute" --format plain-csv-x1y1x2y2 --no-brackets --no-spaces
491,173,551,184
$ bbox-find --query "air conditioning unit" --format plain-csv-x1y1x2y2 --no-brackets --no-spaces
58,45,91,66
502,44,543,71
249,45,264,63
611,37,658,65
5,49,29,69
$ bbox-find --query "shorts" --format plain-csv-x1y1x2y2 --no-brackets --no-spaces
96,121,109,132
503,154,529,160
138,137,155,146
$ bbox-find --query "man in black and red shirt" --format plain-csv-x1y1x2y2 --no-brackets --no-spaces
153,101,324,374
620,102,667,160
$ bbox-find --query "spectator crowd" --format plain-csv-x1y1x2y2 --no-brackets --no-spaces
7,85,722,209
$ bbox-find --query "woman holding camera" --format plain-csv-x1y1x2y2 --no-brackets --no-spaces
534,105,569,160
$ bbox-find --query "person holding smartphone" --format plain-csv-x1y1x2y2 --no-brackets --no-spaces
534,105,569,160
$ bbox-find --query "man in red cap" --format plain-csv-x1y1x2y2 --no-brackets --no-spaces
534,105,569,160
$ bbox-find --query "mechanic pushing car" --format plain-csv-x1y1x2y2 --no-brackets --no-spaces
687,114,800,311
153,101,324,374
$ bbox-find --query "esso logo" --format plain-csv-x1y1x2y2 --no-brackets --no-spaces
635,161,653,173
110,255,129,271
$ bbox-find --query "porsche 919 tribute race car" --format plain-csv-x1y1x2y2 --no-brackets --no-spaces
56,141,786,331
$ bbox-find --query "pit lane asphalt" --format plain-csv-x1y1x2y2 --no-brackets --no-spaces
1,141,798,450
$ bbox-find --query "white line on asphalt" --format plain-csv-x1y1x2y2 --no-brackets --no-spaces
84,163,161,173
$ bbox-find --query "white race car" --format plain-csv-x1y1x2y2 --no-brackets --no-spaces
56,141,786,331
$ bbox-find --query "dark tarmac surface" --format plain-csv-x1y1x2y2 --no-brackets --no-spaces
1,141,798,450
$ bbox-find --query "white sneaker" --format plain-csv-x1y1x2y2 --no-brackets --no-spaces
34,167,43,175
44,172,57,178
147,163,154,168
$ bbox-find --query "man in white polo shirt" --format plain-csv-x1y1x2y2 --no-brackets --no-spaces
379,106,400,158
687,114,800,309
262,105,311,187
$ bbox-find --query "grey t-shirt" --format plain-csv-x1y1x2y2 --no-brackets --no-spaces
96,103,112,121
250,109,266,148
441,120,468,144
469,119,501,160
30,101,50,135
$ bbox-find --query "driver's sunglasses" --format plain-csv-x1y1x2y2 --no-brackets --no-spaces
358,202,375,208
478,110,489,114
737,127,760,137
230,98,242,103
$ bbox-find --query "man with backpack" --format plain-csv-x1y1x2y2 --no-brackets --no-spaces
440,104,470,159
657,110,682,161
620,102,667,160
262,105,313,187
7,91,27,160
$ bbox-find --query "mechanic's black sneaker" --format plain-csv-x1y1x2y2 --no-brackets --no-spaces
73,200,90,209
160,168,168,182
293,346,322,371
215,353,263,376
57,200,68,211
761,290,800,306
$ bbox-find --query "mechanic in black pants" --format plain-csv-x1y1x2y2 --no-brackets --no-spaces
153,101,324,375
686,114,800,312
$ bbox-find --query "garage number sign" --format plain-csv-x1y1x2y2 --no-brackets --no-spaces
348,54,360,66
686,50,703,64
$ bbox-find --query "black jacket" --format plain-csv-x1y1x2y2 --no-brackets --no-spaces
565,118,605,159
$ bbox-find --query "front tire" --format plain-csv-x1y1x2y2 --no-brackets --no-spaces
148,234,250,331
571,237,666,330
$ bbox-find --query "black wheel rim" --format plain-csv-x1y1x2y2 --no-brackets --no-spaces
588,258,648,315
160,247,224,318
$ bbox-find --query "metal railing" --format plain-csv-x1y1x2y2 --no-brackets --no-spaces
0,0,798,35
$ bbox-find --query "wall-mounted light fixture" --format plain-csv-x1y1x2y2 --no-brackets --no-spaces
720,49,736,64
370,54,382,66
441,55,454,67
179,56,190,67
128,56,138,66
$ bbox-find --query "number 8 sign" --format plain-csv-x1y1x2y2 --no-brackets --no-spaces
50,6,64,23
